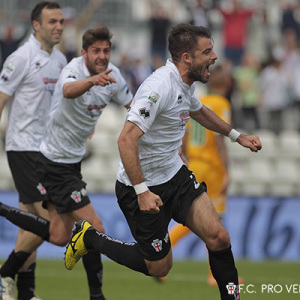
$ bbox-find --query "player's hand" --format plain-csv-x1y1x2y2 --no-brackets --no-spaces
137,190,163,214
93,69,116,86
237,134,262,152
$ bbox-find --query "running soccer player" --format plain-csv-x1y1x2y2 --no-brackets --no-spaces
64,24,262,300
168,63,243,286
0,25,132,300
0,2,66,299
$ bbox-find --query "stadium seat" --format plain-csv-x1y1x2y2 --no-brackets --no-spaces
269,158,299,196
277,129,300,158
251,129,278,160
240,156,274,196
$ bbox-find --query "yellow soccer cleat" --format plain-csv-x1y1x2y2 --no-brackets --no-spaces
64,220,91,270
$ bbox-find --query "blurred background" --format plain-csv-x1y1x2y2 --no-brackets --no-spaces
0,0,300,262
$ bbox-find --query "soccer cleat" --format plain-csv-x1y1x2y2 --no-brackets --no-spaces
0,202,11,217
30,297,42,300
64,220,91,270
0,272,15,300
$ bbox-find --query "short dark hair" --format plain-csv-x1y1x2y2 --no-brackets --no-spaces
82,25,113,51
168,23,212,64
31,1,61,24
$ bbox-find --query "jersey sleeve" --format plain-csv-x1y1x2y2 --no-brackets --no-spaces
60,66,80,85
127,80,167,134
190,93,203,112
0,51,29,96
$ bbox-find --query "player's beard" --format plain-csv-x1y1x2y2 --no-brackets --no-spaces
188,63,209,84
86,56,108,76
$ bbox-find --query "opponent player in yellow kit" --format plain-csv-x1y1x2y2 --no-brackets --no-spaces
169,64,241,286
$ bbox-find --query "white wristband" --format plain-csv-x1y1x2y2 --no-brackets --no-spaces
133,182,149,195
228,129,240,142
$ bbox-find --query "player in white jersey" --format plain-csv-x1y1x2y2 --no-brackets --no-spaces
0,2,66,300
0,25,132,300
64,24,262,300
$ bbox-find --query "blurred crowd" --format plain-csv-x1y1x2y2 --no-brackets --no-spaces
1,0,300,135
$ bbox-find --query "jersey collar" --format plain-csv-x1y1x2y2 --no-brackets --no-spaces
166,59,195,92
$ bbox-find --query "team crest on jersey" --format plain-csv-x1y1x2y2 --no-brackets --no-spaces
147,91,160,106
152,239,163,252
71,191,82,203
37,183,47,195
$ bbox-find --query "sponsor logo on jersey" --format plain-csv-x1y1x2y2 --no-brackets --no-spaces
87,104,107,118
67,69,79,80
43,78,58,85
1,75,8,82
6,62,15,72
177,95,182,104
147,91,160,106
139,107,150,118
152,239,163,252
179,111,190,129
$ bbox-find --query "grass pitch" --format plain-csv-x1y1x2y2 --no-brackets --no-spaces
2,259,299,299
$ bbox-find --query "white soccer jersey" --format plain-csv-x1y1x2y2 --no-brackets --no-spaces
117,59,203,187
0,34,67,151
40,56,132,163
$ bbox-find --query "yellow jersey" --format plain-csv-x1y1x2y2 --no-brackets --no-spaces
186,93,231,170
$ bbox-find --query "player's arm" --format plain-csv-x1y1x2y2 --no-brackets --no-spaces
190,105,262,152
63,69,116,99
118,121,163,213
0,91,10,120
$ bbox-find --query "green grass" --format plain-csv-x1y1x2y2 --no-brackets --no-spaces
2,259,300,299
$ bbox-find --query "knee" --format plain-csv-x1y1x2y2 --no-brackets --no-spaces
49,227,70,246
147,259,173,277
206,226,230,251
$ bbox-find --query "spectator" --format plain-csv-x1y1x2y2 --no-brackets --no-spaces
233,52,261,132
147,1,179,62
0,10,31,68
259,47,290,134
218,0,255,66
57,0,103,62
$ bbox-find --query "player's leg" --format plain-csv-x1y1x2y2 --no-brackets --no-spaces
1,151,48,300
72,204,107,300
65,179,175,278
16,201,48,300
185,192,239,299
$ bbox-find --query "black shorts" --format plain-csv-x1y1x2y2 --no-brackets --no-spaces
36,153,90,214
7,151,44,204
115,165,207,261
